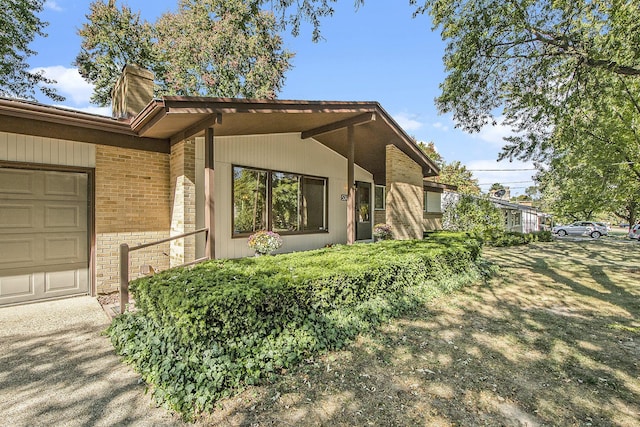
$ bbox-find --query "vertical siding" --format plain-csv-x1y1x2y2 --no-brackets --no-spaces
0,132,96,168
212,133,372,259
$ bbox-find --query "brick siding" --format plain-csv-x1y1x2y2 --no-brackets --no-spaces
170,139,197,266
95,145,171,294
385,145,424,240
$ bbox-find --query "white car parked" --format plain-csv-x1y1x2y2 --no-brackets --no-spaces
628,223,640,240
552,221,608,238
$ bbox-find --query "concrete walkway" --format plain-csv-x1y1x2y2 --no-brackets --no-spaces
0,297,185,427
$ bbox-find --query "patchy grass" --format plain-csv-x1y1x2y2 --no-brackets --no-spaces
196,239,640,426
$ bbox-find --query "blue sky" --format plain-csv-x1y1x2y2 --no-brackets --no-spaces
30,0,536,195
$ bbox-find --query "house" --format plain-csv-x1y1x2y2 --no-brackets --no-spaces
0,65,442,306
490,197,549,233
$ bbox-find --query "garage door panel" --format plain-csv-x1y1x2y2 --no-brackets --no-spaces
0,238,35,265
44,235,86,263
0,204,35,229
44,172,84,198
0,273,35,298
44,205,82,229
45,268,86,292
0,169,34,195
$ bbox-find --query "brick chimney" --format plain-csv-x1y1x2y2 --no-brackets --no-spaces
111,64,154,119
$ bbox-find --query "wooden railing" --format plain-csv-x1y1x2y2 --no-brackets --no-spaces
119,228,208,314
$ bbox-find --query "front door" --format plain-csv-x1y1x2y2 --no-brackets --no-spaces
355,181,372,240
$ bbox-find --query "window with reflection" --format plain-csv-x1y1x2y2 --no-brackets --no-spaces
272,172,301,232
233,167,267,234
232,166,327,236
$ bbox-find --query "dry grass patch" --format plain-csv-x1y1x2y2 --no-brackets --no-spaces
199,239,640,426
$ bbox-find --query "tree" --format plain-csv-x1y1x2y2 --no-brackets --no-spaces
75,0,156,106
438,161,481,195
524,186,539,200
417,141,481,195
442,193,503,235
0,0,62,101
416,141,444,168
155,0,292,99
76,0,293,106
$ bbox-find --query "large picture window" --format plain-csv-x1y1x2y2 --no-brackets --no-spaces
233,166,328,236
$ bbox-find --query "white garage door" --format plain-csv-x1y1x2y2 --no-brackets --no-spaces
0,167,89,306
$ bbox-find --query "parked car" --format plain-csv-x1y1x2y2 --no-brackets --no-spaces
552,221,608,238
628,223,640,240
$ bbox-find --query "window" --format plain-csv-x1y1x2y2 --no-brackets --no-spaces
233,167,267,234
374,185,385,210
424,191,442,213
272,172,300,232
233,166,327,236
513,211,521,226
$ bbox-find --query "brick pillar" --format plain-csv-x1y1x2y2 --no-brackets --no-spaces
170,139,197,266
385,145,424,240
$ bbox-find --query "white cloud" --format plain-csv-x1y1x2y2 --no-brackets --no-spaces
45,1,63,11
471,116,517,147
393,112,424,132
53,104,112,117
432,121,449,132
33,66,94,106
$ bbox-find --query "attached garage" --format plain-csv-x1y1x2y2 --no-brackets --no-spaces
0,166,91,306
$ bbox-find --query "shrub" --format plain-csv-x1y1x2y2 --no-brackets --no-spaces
485,230,555,247
373,223,393,240
108,233,484,419
247,230,282,255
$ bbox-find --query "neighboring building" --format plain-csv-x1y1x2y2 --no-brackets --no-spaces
490,197,549,233
441,189,549,233
0,65,441,306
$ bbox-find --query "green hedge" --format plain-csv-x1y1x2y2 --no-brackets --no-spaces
108,233,483,419
483,230,554,247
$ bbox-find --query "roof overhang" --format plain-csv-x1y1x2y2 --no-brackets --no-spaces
424,179,457,193
132,97,440,179
0,97,170,153
0,96,441,178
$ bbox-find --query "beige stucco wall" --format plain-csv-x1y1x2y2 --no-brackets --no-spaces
385,145,424,240
202,132,373,259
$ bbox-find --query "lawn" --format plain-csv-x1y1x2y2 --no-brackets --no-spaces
199,239,640,426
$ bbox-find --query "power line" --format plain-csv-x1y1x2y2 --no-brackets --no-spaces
468,168,537,171
478,180,534,185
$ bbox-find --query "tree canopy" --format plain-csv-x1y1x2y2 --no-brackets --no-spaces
417,141,481,195
0,0,62,101
76,0,293,106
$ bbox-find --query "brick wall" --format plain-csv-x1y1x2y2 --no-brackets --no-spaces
385,145,424,240
374,210,386,227
423,213,442,230
170,139,197,266
95,145,171,294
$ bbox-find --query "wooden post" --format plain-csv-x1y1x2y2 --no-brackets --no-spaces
205,127,215,259
119,243,129,314
347,125,355,245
